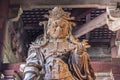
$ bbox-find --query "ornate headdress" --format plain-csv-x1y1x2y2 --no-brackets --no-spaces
39,6,77,42
44,6,75,20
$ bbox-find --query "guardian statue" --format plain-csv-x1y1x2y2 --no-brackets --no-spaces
23,6,95,80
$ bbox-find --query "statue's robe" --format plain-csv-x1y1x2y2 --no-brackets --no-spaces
24,39,95,80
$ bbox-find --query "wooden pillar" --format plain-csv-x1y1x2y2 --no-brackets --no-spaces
110,36,117,58
116,30,120,57
85,13,91,40
0,0,9,70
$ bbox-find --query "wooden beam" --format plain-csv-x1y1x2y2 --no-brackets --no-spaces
90,39,110,43
75,8,96,20
85,13,91,40
110,36,117,58
110,0,120,2
74,12,107,38
0,0,9,70
23,25,43,30
115,30,120,57
10,0,109,9
21,4,107,10
0,61,113,72
10,0,109,6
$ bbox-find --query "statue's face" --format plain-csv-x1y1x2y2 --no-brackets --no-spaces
48,19,69,39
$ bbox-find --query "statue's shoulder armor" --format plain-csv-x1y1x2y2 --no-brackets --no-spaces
29,35,48,49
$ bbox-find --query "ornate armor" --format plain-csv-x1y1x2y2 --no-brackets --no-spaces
23,6,95,80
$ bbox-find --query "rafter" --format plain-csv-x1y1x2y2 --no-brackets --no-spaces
75,8,96,20
74,12,107,38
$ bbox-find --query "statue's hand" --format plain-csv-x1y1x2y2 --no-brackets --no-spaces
82,39,91,48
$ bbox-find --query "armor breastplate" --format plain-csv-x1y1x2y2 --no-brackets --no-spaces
42,41,75,80
44,57,74,80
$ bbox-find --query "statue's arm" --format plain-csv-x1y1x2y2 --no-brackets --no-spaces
75,42,96,80
23,47,43,80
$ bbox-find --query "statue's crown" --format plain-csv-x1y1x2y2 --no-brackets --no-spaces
51,6,65,15
44,6,74,20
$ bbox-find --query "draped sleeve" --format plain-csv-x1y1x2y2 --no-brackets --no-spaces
68,43,96,80
23,45,45,80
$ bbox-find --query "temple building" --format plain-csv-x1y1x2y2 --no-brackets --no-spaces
0,0,120,80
